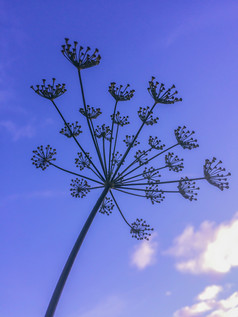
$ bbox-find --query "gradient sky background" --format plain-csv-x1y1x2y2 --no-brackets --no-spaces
1,0,238,316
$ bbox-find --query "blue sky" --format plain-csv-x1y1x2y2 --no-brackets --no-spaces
0,0,238,316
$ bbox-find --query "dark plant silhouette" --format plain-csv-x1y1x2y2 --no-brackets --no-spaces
31,38,231,317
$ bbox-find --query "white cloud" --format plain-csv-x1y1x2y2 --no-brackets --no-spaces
131,234,158,270
173,286,238,317
197,285,222,301
0,120,35,141
166,213,238,274
174,301,214,317
70,295,125,317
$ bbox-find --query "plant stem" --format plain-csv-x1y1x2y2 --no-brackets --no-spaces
111,102,157,180
77,71,106,178
115,143,178,182
110,190,133,229
44,185,110,317
49,162,103,185
108,101,118,173
51,100,104,181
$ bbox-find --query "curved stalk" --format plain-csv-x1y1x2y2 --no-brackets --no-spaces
110,190,133,229
44,185,110,317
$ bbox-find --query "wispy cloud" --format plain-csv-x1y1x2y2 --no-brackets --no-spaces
131,233,158,270
0,117,54,141
166,2,238,46
2,190,66,204
165,212,238,274
70,295,125,317
173,285,238,317
0,120,35,141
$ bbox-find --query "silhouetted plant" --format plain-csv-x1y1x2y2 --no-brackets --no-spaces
31,38,231,317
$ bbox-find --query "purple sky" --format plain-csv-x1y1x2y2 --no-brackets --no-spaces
1,0,238,316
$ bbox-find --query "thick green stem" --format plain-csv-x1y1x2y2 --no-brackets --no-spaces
44,185,110,317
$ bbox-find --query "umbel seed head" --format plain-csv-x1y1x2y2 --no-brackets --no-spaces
60,122,82,138
123,135,140,147
148,76,182,104
142,167,161,184
70,178,91,198
134,150,148,165
108,83,135,101
203,157,231,191
138,106,159,126
94,124,112,140
31,78,66,100
174,126,199,150
31,145,56,170
178,177,200,201
79,105,102,119
75,152,92,170
145,185,165,204
165,152,184,172
99,197,114,215
62,38,101,70
148,136,165,150
111,111,130,126
130,218,154,240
